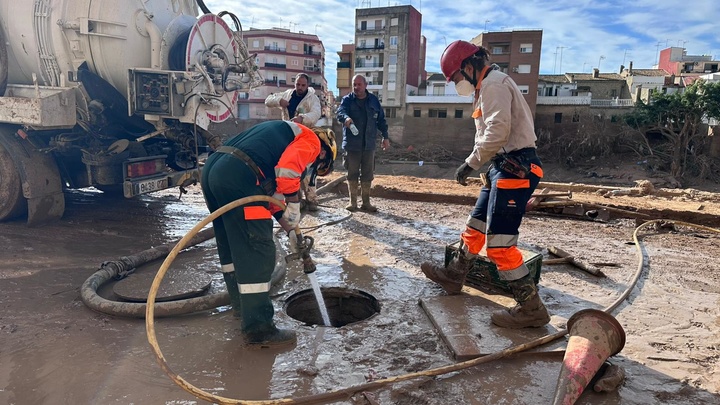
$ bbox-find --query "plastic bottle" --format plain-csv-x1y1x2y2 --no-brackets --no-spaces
349,123,359,136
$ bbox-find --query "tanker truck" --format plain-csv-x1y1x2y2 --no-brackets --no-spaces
0,0,262,224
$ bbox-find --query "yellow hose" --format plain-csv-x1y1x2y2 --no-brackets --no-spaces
146,201,719,405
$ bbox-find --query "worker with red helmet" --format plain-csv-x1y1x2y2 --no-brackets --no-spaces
202,120,336,346
421,40,549,329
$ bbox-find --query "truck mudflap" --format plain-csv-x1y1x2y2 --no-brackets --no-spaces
0,127,64,225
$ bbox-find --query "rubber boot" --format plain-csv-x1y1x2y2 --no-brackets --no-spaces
420,251,474,294
346,180,359,212
306,186,319,212
240,292,296,347
222,270,243,318
491,275,550,328
360,182,377,212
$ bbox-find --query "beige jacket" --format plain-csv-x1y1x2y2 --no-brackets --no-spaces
466,69,537,169
264,87,322,127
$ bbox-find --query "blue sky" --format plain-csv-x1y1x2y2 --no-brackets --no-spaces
206,0,720,96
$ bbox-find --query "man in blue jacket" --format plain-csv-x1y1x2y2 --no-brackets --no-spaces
336,74,390,212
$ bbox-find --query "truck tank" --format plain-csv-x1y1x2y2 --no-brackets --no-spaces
0,0,262,224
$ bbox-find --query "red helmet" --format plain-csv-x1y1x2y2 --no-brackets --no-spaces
440,40,480,82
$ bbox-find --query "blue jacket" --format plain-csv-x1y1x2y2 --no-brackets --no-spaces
336,91,388,151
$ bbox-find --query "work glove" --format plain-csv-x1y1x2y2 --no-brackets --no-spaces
287,231,304,254
455,162,474,186
281,201,301,228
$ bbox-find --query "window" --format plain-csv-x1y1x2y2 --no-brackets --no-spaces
432,86,445,96
361,21,367,30
554,113,562,124
291,44,298,51
292,60,299,66
387,72,396,83
389,54,397,65
413,108,421,117
519,43,533,53
517,85,529,94
385,108,397,118
375,20,382,29
391,17,398,26
492,46,504,54
517,64,531,74
611,89,618,97
429,109,447,118
252,40,260,48
389,36,398,49
455,109,463,118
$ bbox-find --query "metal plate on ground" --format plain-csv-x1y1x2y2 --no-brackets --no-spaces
113,268,212,302
419,295,565,361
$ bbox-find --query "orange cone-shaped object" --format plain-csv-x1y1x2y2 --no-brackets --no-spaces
552,309,626,405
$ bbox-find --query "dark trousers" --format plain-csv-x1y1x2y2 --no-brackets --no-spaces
344,149,376,182
201,153,276,332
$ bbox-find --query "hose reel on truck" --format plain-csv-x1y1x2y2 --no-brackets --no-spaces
0,0,262,224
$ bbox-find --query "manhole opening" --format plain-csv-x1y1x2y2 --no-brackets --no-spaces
284,287,381,327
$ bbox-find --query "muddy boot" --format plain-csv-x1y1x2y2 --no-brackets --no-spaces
244,324,297,347
221,269,243,318
360,182,377,212
491,275,550,328
241,293,297,347
346,180,359,212
420,251,474,294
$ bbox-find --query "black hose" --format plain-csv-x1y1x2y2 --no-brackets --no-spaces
196,0,211,14
81,228,287,318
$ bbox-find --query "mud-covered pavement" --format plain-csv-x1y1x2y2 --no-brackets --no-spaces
1,173,720,405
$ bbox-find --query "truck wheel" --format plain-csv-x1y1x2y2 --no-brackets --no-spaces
0,143,28,220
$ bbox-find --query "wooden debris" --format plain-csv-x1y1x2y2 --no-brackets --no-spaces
547,246,605,277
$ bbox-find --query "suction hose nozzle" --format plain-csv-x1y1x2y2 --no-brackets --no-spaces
285,227,317,274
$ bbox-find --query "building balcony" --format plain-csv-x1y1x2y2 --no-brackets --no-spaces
406,95,473,104
356,44,385,51
337,61,351,69
304,50,322,56
265,62,287,68
357,27,386,34
536,96,634,107
537,96,591,105
303,66,321,72
265,79,288,85
264,45,286,52
355,62,384,69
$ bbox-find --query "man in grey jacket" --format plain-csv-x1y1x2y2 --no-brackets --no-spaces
336,74,389,212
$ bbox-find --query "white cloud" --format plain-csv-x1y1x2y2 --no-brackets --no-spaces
204,0,720,95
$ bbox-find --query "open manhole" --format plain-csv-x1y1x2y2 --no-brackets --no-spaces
284,287,381,327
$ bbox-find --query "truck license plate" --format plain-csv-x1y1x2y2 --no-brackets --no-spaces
134,177,168,195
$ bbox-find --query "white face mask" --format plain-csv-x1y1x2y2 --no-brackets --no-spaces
455,80,475,97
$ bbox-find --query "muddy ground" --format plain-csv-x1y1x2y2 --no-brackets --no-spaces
1,159,720,405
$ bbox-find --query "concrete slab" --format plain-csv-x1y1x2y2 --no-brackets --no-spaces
419,294,565,361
